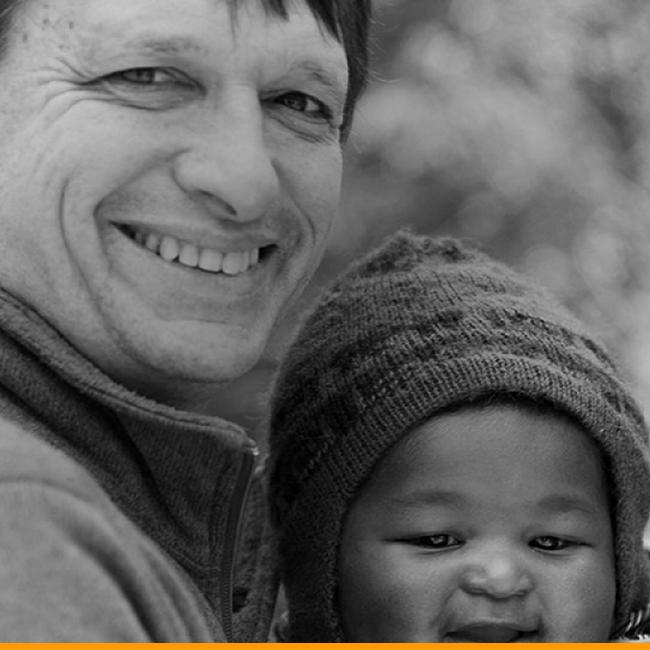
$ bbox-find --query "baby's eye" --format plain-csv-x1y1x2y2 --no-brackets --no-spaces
530,536,576,552
407,534,462,550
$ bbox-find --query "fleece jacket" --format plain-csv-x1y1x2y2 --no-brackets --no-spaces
0,288,277,641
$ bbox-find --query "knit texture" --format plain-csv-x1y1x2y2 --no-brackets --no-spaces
269,230,650,642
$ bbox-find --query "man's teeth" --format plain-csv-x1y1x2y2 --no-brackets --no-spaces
132,230,262,275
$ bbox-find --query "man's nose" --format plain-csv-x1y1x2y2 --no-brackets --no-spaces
173,98,280,223
460,546,534,599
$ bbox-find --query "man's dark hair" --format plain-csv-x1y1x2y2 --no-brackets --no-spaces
0,0,372,137
0,2,19,53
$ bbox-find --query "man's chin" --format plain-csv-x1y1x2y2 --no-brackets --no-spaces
103,329,268,406
146,346,263,382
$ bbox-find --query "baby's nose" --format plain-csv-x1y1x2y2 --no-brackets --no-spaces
460,549,533,599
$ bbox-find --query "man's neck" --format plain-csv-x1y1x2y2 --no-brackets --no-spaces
123,364,272,442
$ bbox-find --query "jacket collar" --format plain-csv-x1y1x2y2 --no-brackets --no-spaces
0,288,275,638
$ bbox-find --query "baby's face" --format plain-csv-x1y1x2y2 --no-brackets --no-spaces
338,404,616,642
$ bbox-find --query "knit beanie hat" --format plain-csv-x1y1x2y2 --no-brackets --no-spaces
268,230,650,642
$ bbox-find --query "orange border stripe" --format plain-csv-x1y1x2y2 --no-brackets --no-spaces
0,643,650,650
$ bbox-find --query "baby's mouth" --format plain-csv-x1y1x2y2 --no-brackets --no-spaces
445,623,539,643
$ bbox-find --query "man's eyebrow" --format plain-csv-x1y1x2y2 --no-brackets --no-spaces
288,60,348,97
120,35,209,57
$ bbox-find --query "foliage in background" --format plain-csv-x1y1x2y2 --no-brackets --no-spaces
337,0,650,408
219,0,650,441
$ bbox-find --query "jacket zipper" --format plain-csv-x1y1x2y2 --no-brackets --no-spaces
220,440,259,642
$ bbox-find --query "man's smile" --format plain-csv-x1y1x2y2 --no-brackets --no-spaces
117,224,277,277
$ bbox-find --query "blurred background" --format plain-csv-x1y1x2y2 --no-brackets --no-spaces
219,0,650,463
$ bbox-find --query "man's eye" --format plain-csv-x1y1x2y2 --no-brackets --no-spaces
105,67,188,87
407,534,461,550
530,536,575,552
275,92,331,120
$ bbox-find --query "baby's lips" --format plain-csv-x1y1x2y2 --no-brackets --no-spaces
446,622,538,643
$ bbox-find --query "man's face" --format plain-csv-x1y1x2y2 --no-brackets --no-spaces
0,0,347,404
338,405,616,642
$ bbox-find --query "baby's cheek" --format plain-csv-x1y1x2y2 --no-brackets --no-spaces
338,545,441,641
541,560,615,641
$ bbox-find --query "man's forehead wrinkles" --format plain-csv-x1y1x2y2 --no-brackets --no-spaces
13,3,75,41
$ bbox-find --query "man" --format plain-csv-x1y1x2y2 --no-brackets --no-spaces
0,0,370,641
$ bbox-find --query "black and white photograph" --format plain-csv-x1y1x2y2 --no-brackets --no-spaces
0,0,648,642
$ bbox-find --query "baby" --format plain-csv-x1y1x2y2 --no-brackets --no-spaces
268,231,650,642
